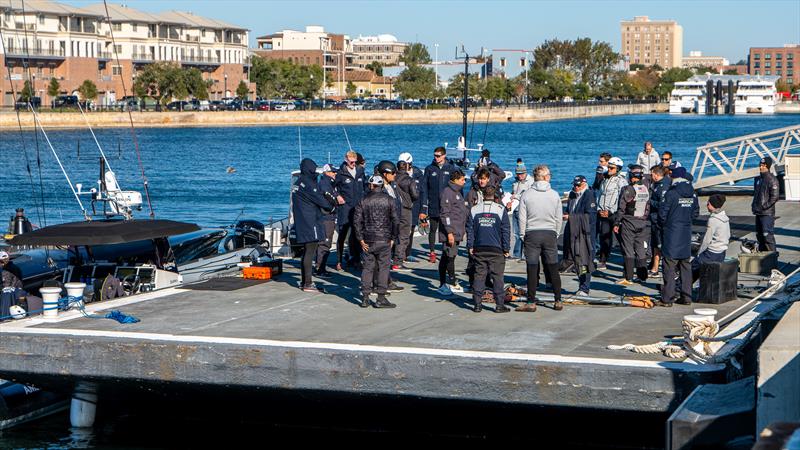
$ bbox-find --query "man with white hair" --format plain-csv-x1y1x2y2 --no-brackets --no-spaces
518,164,564,312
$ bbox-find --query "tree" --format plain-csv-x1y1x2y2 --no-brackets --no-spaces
693,65,717,74
77,80,98,103
735,59,747,65
47,77,60,101
629,63,646,71
345,81,357,98
183,68,208,100
629,68,659,98
650,64,664,71
446,73,482,98
723,69,740,75
400,43,431,66
394,64,436,99
657,67,694,98
19,80,34,101
365,61,383,76
133,62,183,105
483,77,514,105
250,56,323,99
775,79,791,93
236,80,249,99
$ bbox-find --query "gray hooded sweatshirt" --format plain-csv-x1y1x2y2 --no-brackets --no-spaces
698,210,731,255
518,180,563,236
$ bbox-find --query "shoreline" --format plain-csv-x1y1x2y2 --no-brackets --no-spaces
0,102,668,130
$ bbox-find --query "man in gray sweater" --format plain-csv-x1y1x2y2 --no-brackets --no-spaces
692,194,731,282
518,164,564,312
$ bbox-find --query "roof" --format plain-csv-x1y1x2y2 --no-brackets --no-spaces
9,219,200,246
1,0,103,17
80,3,164,23
330,70,377,82
158,10,247,31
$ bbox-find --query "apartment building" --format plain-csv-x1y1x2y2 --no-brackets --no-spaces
254,26,356,74
351,34,407,68
326,69,395,99
682,51,729,71
749,44,799,86
620,16,683,69
0,1,251,107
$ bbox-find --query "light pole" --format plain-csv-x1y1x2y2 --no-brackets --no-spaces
224,73,228,98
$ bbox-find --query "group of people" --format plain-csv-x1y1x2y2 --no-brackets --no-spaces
290,142,780,311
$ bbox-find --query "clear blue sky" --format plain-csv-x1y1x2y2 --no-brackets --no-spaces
65,0,800,63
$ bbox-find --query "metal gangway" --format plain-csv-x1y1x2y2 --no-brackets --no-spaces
691,124,800,189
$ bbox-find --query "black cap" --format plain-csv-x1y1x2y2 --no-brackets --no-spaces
572,175,587,186
761,157,773,169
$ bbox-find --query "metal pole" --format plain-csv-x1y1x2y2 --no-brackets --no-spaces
462,54,469,142
524,53,528,105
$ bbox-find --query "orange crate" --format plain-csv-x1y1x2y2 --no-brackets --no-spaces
243,266,275,280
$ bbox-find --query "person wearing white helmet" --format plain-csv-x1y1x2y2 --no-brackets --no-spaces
596,156,628,270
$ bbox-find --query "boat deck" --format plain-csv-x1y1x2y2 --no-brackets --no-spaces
0,196,797,413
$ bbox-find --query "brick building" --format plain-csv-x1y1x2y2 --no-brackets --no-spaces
749,44,799,87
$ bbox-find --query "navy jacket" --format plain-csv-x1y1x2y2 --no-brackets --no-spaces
409,166,424,225
466,201,510,253
566,188,597,267
333,162,366,226
438,181,468,242
420,159,457,218
752,171,779,216
658,177,699,259
291,159,333,244
649,176,672,224
318,174,339,222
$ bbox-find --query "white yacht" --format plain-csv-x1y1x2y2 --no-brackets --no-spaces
734,80,779,114
669,81,708,114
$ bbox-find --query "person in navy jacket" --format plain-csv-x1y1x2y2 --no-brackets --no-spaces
314,164,344,277
657,166,699,306
563,175,597,296
419,147,457,263
334,150,366,270
292,158,336,292
466,185,510,313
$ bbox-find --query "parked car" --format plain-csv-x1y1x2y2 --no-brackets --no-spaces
15,96,41,110
271,101,296,111
166,101,190,111
256,100,270,111
53,95,79,108
115,96,140,111
208,100,225,111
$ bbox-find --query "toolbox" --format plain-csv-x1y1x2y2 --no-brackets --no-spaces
242,259,283,280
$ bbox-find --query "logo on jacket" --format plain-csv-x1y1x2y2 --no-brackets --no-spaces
345,179,352,184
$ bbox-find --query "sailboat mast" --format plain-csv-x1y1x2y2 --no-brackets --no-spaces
462,54,469,144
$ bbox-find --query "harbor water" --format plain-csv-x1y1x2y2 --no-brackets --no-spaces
1,113,799,448
1,114,799,228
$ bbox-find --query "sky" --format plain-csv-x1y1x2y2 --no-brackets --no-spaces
63,0,800,63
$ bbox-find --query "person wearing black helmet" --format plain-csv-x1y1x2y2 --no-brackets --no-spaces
353,175,400,308
613,164,651,286
376,160,405,292
395,159,419,269
470,148,505,191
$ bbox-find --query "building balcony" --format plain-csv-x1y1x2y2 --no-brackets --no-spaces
97,52,113,60
132,53,155,63
4,48,66,60
181,55,222,66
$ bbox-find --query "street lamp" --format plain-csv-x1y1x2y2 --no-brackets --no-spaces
224,73,228,98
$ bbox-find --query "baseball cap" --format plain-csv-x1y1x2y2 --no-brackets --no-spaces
368,175,384,186
760,157,773,169
572,175,587,186
671,167,688,179
321,163,335,173
0,251,9,261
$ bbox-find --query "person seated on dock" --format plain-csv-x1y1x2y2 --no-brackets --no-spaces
658,167,699,307
466,186,510,313
692,194,730,283
353,175,399,309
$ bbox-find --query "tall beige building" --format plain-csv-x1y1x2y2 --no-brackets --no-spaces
620,16,683,69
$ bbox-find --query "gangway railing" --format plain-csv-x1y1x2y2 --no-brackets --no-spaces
691,124,800,189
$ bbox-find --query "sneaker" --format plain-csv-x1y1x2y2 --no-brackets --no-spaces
553,300,563,311
392,263,411,271
648,271,662,278
515,303,537,312
495,305,511,313
428,252,437,263
387,283,404,292
473,303,482,313
405,256,419,263
301,285,318,293
437,284,453,297
596,262,607,270
374,295,396,309
576,290,591,298
615,279,634,287
360,294,371,308
676,298,692,306
655,299,673,308
315,270,332,278
450,283,464,294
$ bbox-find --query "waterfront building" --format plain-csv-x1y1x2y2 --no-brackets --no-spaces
0,1,251,107
326,69,395,99
749,44,799,87
620,16,683,69
682,51,729,72
254,25,357,75
721,64,748,75
351,34,407,68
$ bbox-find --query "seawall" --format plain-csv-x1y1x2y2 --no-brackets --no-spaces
0,102,668,130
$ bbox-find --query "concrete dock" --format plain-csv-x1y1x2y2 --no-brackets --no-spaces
0,196,797,423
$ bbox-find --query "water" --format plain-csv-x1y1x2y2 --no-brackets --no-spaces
1,114,798,228
1,113,799,448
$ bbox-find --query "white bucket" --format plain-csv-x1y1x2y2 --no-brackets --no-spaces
40,287,63,319
64,282,87,309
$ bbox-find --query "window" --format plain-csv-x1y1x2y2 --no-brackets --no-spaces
765,53,771,59
38,14,44,25
766,62,771,68
112,23,121,31
755,70,760,75
132,23,137,32
201,29,206,37
114,44,122,54
776,53,782,60
788,53,794,60
776,62,782,68
112,65,122,75
789,61,794,68
754,62,760,68
776,70,782,76
754,53,760,59
765,70,771,75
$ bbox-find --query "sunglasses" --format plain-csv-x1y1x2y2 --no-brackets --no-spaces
661,158,671,161
346,160,356,164
434,154,445,158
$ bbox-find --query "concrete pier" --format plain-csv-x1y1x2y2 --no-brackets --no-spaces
0,197,796,421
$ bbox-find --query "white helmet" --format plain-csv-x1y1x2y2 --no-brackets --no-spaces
9,305,26,320
398,152,413,164
608,157,624,168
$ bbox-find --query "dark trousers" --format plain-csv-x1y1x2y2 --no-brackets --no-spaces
662,257,691,304
314,220,336,272
618,219,651,281
405,226,415,260
394,208,412,264
597,215,617,263
691,250,726,283
300,242,319,288
472,251,506,308
560,222,574,268
336,222,361,265
524,230,561,302
361,241,391,296
577,265,592,293
755,215,776,252
427,217,441,252
439,241,459,285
